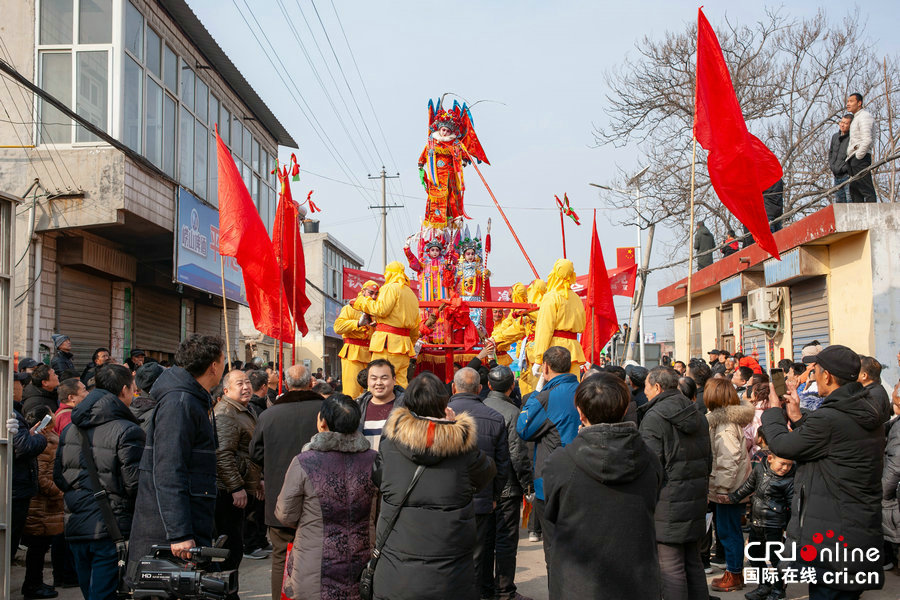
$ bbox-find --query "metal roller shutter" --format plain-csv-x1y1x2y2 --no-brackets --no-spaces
194,303,224,338
57,268,111,368
134,286,181,353
741,327,768,372
790,277,829,360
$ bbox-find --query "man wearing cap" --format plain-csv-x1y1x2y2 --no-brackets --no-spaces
708,350,726,377
130,363,165,431
50,334,75,378
18,357,40,375
484,365,533,600
352,262,419,388
126,349,146,372
333,280,378,398
761,345,890,598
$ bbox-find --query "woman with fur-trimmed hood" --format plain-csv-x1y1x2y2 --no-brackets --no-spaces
372,372,496,600
705,378,755,593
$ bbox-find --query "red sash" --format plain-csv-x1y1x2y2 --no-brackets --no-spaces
553,330,577,340
376,324,412,337
343,338,369,347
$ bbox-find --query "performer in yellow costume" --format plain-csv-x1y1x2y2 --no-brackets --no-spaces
533,259,585,376
333,280,378,398
489,282,527,367
352,262,420,388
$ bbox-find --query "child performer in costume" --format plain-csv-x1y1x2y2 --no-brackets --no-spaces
417,97,489,229
533,259,586,377
404,235,455,344
517,280,546,396
455,238,490,329
352,262,420,387
333,280,378,398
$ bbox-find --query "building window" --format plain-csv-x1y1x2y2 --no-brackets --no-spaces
36,0,112,145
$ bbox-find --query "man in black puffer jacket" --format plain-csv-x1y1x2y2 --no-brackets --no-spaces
448,367,509,600
54,364,145,600
762,345,890,598
639,366,712,600
127,335,225,584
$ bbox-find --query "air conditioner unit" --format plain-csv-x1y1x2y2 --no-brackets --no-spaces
747,288,781,324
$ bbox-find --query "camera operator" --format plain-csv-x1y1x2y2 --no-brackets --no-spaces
127,335,225,583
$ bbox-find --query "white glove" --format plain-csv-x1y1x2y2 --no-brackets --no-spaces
414,339,424,355
532,362,542,377
525,492,535,504
7,417,19,436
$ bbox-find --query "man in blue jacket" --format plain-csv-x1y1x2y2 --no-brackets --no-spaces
516,346,580,567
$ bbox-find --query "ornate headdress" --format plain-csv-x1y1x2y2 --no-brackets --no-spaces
424,239,444,252
455,224,483,258
426,96,490,165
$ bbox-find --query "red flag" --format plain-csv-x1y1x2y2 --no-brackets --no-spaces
581,212,619,363
273,168,311,336
694,8,782,259
216,129,293,343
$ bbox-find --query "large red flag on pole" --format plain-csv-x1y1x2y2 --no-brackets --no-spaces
694,8,782,259
273,167,310,336
216,129,294,343
581,211,619,364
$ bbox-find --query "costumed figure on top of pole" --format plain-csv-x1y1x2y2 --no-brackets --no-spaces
333,280,378,398
417,96,490,230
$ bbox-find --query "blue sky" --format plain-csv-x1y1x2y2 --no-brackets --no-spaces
188,0,900,340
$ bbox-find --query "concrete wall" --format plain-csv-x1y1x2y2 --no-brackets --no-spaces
828,232,874,356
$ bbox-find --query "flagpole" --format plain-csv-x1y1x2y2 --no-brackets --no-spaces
590,210,596,365
277,171,285,394
686,136,697,358
292,210,298,366
220,257,232,371
559,208,566,259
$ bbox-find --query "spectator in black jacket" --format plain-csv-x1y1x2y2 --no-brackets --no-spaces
22,364,60,415
50,334,75,379
372,372,495,600
54,364,144,600
126,335,225,584
761,345,890,598
483,365,532,600
80,347,111,387
639,366,712,600
129,362,164,432
249,364,323,600
724,453,795,600
544,373,663,600
449,367,509,600
763,179,784,233
858,355,891,418
688,360,712,414
829,114,853,203
247,369,269,417
11,382,49,561
694,221,715,270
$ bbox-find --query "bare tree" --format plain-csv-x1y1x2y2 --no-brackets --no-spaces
594,8,900,252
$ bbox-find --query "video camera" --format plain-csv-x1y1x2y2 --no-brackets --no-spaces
132,538,237,600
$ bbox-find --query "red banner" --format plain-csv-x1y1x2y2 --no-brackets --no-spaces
342,267,419,301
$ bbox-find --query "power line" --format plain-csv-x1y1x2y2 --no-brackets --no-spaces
232,0,379,217
308,0,384,167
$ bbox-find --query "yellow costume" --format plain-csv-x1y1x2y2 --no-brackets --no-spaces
506,280,546,397
534,259,585,376
333,287,375,398
352,262,420,388
490,282,527,367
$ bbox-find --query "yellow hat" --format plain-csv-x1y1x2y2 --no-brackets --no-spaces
510,282,527,303
527,279,547,305
383,261,410,286
547,259,576,298
362,280,380,291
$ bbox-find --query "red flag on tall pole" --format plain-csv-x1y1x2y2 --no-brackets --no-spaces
581,211,619,364
694,8,782,259
216,129,293,343
273,168,310,336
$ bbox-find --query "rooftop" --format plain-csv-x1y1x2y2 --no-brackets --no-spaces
658,202,900,307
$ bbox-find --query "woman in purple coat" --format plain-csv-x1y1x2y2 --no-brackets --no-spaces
275,394,377,599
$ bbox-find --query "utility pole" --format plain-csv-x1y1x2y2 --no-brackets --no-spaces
368,167,401,270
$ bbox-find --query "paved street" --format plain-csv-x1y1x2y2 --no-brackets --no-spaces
11,530,900,599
